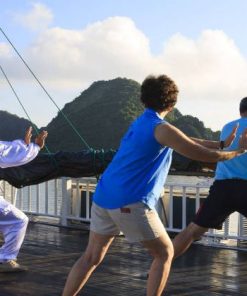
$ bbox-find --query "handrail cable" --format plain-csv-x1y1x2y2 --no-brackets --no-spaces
0,64,54,157
0,27,91,150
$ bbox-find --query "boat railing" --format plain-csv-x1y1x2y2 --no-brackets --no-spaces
1,177,247,249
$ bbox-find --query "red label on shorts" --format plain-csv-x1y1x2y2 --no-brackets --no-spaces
120,207,131,213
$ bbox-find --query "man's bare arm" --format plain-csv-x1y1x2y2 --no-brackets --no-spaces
155,123,246,163
191,124,238,149
190,138,220,149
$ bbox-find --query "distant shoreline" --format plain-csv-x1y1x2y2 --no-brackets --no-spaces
169,170,214,177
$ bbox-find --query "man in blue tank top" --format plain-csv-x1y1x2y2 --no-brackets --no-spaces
63,76,247,296
173,97,247,259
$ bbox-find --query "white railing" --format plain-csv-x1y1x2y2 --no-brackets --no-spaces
2,177,247,248
162,183,247,248
2,178,96,224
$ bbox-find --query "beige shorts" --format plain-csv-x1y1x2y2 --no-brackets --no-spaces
90,202,167,243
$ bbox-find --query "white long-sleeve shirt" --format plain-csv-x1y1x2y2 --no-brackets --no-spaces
0,139,40,168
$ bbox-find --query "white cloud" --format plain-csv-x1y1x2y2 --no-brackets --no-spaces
13,3,53,31
0,43,14,90
161,30,247,98
0,43,12,57
159,30,247,129
2,16,247,129
23,17,155,84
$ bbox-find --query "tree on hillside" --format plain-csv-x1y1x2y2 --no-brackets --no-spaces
0,78,220,173
0,111,37,141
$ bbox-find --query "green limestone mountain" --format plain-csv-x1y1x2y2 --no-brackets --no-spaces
46,78,143,151
0,111,37,141
45,77,220,173
0,78,220,172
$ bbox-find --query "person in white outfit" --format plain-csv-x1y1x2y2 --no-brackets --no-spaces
0,127,48,272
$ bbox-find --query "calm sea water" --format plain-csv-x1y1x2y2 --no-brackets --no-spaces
167,174,212,185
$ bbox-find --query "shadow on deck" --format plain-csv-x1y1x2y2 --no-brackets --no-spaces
1,223,247,296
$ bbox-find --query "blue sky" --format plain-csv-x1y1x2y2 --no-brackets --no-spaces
1,0,247,130
2,1,247,54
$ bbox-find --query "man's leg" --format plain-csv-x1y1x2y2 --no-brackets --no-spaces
142,231,174,296
0,198,29,271
62,231,114,296
173,181,232,258
173,222,208,258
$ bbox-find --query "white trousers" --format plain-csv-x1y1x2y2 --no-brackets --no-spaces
0,197,28,262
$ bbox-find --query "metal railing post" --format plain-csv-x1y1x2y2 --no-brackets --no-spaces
60,178,72,226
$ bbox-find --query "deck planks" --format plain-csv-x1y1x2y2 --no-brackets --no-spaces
0,223,247,296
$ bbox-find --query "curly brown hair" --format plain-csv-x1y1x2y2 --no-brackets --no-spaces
140,75,179,111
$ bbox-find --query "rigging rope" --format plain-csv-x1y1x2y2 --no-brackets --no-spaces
0,27,91,150
0,65,115,178
0,64,54,157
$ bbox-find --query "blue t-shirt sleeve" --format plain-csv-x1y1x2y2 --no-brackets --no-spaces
220,124,230,141
220,121,240,150
220,122,238,141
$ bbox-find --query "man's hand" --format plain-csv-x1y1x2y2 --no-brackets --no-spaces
35,130,48,149
238,128,247,152
223,124,239,148
24,126,33,145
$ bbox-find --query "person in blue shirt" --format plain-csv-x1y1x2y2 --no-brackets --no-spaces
173,97,247,259
62,75,247,296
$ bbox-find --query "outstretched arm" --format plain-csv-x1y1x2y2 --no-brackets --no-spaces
155,123,246,163
0,127,48,168
191,125,238,149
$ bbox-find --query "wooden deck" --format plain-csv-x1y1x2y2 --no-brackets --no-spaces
1,223,247,296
